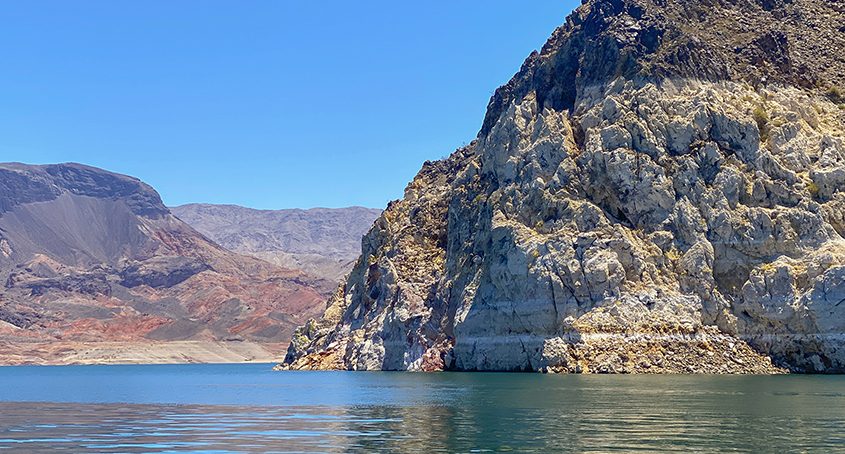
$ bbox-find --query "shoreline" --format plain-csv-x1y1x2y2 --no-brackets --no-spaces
0,341,287,366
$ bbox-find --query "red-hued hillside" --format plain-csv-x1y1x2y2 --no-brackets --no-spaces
0,162,333,364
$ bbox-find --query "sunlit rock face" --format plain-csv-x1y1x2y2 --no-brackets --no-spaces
281,0,845,373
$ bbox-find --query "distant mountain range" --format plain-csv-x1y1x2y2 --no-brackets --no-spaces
171,204,380,282
0,162,372,365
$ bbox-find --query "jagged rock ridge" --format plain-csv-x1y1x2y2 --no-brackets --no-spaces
0,163,332,364
282,0,845,373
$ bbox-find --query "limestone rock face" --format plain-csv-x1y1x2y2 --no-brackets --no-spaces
282,0,845,373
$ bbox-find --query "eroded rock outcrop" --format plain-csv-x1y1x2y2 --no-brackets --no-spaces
282,0,845,373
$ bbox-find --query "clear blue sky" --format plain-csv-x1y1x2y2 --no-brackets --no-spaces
0,1,578,209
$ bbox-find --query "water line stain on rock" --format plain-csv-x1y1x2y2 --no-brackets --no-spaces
281,0,845,374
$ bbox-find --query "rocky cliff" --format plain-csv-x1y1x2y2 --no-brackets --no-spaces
171,204,380,282
282,0,845,373
0,163,332,364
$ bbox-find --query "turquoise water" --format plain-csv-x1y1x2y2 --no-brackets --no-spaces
0,364,843,452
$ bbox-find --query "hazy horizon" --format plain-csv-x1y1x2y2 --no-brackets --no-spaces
1,0,578,210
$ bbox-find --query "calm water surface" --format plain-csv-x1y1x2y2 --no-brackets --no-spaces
0,364,843,452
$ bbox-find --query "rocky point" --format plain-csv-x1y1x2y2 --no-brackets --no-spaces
281,0,845,373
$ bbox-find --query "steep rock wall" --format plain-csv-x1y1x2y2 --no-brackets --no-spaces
282,0,845,373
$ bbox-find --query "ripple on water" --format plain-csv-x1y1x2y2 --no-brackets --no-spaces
0,367,843,452
0,400,842,453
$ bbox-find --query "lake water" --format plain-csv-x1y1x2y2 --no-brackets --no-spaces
0,364,843,452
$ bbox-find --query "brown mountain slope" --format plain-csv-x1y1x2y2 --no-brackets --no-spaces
0,163,332,364
171,204,380,282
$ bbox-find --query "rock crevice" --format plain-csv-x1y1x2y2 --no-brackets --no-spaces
282,0,845,373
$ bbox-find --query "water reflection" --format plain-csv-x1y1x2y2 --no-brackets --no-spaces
0,373,844,452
